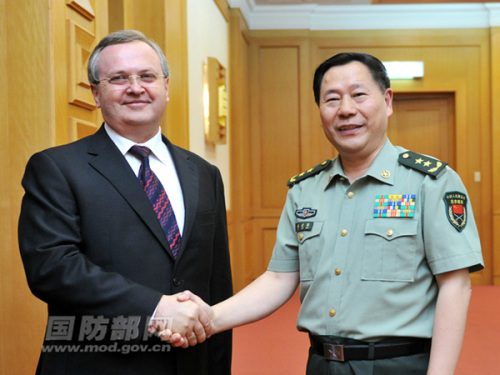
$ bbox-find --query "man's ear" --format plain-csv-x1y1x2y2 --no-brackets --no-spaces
91,84,101,108
165,77,170,103
385,88,393,117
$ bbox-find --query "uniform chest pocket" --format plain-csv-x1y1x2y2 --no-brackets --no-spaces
361,219,418,282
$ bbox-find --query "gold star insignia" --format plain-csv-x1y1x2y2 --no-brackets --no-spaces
398,151,448,179
287,159,333,187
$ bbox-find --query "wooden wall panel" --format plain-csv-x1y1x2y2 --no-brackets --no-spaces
313,32,492,286
259,47,300,209
0,2,6,369
1,1,107,373
53,0,107,146
228,8,251,292
250,43,302,218
2,3,214,375
118,0,189,149
244,28,493,285
248,219,279,283
244,36,328,282
2,2,54,374
389,94,455,168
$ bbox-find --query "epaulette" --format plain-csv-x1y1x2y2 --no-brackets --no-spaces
398,151,448,179
287,159,332,188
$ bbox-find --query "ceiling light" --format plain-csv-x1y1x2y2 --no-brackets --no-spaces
383,61,424,80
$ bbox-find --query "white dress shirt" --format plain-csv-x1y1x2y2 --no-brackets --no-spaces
104,124,185,235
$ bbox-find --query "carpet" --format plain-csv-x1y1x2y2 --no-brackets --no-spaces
232,285,500,374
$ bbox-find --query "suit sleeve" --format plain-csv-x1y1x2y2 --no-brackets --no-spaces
18,151,163,319
207,167,233,375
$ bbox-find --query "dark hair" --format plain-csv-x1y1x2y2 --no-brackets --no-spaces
88,30,169,85
313,52,390,105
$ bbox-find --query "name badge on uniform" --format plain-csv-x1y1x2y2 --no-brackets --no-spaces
373,194,416,218
295,208,317,219
296,222,314,232
443,191,467,232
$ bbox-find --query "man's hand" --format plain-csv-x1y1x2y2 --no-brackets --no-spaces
148,291,213,348
156,291,215,348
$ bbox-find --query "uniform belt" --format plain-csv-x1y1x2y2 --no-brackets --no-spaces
309,335,431,362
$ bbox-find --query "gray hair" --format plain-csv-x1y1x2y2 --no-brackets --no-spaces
87,30,170,85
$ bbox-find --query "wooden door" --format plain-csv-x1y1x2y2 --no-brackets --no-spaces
389,93,455,168
389,93,487,284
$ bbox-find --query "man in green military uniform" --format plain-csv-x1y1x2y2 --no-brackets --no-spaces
170,52,484,375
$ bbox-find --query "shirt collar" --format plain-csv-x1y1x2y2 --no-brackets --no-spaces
104,123,170,165
365,139,398,185
325,139,398,188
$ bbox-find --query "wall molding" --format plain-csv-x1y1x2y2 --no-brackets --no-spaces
228,1,500,30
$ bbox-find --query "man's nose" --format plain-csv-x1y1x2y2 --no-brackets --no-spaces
128,75,144,92
338,96,357,116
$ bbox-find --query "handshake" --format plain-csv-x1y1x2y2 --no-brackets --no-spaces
148,291,215,349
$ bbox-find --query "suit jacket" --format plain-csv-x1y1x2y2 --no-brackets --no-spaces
18,126,233,375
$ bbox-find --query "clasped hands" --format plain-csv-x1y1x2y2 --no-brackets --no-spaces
148,291,214,348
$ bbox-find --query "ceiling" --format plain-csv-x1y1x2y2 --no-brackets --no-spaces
254,0,371,4
228,0,500,30
254,0,499,3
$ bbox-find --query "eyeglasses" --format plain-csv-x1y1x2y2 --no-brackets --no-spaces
98,73,166,86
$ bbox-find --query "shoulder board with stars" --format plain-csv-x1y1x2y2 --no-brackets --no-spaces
398,151,448,179
287,159,332,188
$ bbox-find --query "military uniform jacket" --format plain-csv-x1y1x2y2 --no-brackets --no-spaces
268,140,483,341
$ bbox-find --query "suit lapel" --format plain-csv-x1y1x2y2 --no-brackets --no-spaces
87,127,173,256
163,136,199,261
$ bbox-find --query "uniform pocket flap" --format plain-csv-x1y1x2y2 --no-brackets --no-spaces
365,219,418,241
296,221,324,244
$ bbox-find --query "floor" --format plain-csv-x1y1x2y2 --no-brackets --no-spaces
232,285,500,374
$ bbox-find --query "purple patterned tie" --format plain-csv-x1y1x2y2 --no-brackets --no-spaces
129,145,181,258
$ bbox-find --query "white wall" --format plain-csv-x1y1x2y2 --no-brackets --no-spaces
187,0,230,207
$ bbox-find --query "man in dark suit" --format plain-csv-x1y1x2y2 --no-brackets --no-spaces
18,30,232,375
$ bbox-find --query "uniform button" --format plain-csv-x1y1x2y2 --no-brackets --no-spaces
335,268,341,275
347,192,354,199
329,309,336,317
173,278,182,287
386,229,394,237
298,233,304,240
341,229,348,236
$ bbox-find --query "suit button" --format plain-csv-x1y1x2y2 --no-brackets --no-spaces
173,278,182,287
